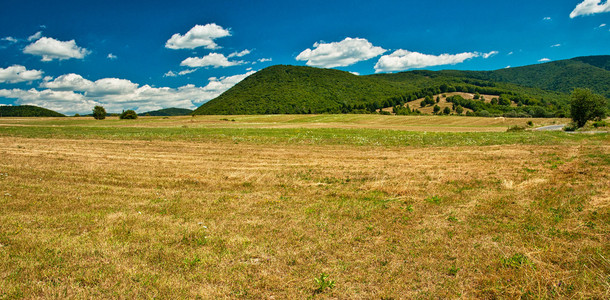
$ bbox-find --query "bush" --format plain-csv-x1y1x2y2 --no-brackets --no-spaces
592,120,608,128
433,105,441,114
563,122,578,132
119,110,138,119
506,125,526,132
92,105,106,120
443,107,451,115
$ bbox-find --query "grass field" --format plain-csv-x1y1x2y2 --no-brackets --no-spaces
0,115,608,298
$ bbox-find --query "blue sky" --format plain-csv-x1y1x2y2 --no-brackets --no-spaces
0,0,609,114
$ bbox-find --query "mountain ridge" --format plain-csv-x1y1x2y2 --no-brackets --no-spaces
194,55,610,116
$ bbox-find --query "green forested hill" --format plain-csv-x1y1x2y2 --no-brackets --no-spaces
0,105,65,117
194,65,409,114
141,107,193,116
194,56,610,116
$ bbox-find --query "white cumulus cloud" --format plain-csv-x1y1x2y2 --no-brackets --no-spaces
24,37,89,61
165,23,230,50
180,53,244,68
374,50,496,73
538,58,551,62
296,37,386,68
2,71,256,114
107,53,117,60
0,65,44,83
570,0,610,18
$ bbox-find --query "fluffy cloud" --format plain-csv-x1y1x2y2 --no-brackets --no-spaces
41,74,139,96
28,31,42,41
538,58,551,62
257,58,272,63
296,37,386,68
24,37,89,61
0,88,97,113
1,71,256,114
0,65,44,83
570,0,610,18
374,50,497,73
180,53,244,68
165,23,230,50
107,53,117,60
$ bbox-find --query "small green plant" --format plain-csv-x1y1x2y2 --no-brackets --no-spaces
501,253,533,268
448,265,460,276
313,273,335,294
425,196,442,205
526,121,533,127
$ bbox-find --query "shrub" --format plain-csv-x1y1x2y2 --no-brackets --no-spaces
119,110,138,119
592,120,608,128
92,105,106,120
563,122,578,132
443,107,451,115
433,105,441,114
506,125,526,132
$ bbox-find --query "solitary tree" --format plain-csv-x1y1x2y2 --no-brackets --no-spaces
433,105,441,114
92,105,106,120
443,107,451,115
119,109,138,119
570,88,607,127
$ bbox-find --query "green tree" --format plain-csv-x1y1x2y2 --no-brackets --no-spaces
455,105,464,115
119,109,138,119
433,105,441,114
570,88,607,127
443,107,451,115
92,106,106,120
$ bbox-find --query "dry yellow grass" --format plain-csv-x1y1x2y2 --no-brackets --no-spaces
0,119,608,298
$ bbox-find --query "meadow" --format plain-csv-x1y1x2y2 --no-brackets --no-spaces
0,115,608,298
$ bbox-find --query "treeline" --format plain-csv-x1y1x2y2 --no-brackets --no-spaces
0,105,65,117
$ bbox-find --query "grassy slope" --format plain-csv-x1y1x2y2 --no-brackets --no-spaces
0,116,608,298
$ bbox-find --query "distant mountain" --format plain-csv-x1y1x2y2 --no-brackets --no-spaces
0,105,65,117
446,55,610,97
141,107,193,116
193,55,610,116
